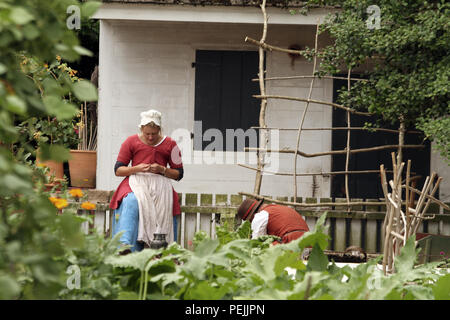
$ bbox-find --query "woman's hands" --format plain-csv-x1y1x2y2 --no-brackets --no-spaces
116,163,168,177
148,163,164,174
135,163,164,174
134,163,151,173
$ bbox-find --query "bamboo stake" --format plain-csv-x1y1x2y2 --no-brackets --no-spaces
239,163,393,176
391,230,405,242
253,94,373,116
395,123,405,249
380,165,390,228
252,75,369,82
344,68,352,209
245,36,306,55
245,144,424,157
405,160,411,237
238,191,384,208
383,202,395,274
293,22,320,202
253,0,269,195
409,175,433,236
418,177,442,218
397,118,405,170
403,183,450,211
411,175,441,235
251,126,421,134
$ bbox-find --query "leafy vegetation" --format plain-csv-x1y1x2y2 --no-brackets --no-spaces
102,213,449,300
0,0,101,299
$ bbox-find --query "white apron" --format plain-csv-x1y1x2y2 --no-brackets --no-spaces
129,172,174,246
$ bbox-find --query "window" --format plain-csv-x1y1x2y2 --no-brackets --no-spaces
193,50,260,151
331,76,430,199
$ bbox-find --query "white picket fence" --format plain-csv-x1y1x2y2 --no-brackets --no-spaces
78,192,450,254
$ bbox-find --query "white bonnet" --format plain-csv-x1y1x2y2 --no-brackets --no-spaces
139,109,161,127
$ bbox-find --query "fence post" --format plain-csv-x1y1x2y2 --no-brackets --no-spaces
184,193,198,250
200,193,213,238
365,199,380,254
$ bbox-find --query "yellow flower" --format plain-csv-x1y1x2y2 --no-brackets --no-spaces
81,201,96,210
56,55,61,61
53,198,68,210
69,188,83,198
49,196,58,204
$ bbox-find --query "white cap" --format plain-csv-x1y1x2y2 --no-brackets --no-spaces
139,109,161,127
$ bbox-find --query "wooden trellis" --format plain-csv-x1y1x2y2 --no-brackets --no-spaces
239,0,425,210
381,154,449,274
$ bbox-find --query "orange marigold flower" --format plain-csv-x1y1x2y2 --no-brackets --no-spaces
81,201,96,210
49,196,59,204
69,188,83,198
54,198,68,210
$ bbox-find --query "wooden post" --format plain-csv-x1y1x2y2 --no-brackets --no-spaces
344,68,352,211
293,22,320,201
253,0,268,195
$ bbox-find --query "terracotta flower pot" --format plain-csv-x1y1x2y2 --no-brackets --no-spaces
68,150,97,188
36,150,64,181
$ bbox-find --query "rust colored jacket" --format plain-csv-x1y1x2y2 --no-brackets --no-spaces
263,204,309,243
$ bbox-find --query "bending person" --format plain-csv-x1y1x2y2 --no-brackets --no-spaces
237,198,309,244
109,109,183,253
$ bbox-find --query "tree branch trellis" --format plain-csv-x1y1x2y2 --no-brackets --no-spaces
241,1,428,213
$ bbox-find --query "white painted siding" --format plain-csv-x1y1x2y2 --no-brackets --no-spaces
98,19,333,198
430,146,450,203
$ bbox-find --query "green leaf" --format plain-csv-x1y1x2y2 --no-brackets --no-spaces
117,291,140,300
307,243,329,272
394,235,418,274
72,80,98,101
59,214,85,249
6,95,27,115
43,95,78,120
193,238,220,257
73,45,93,57
1,173,31,192
274,250,306,276
23,24,40,40
404,285,434,300
81,1,102,18
185,280,229,300
105,248,160,271
433,273,450,300
0,63,6,75
38,144,71,162
0,275,21,299
9,7,34,25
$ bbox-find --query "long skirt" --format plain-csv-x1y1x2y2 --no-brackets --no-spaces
129,172,173,246
112,172,176,251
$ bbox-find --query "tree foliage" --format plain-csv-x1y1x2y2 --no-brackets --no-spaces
303,0,449,161
0,0,100,299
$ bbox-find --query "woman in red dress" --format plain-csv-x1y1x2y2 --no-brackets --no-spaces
109,110,183,253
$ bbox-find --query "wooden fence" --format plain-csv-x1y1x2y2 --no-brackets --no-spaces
76,191,450,254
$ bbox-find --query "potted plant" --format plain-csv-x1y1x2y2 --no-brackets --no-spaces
19,116,79,182
16,54,80,187
68,101,97,188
